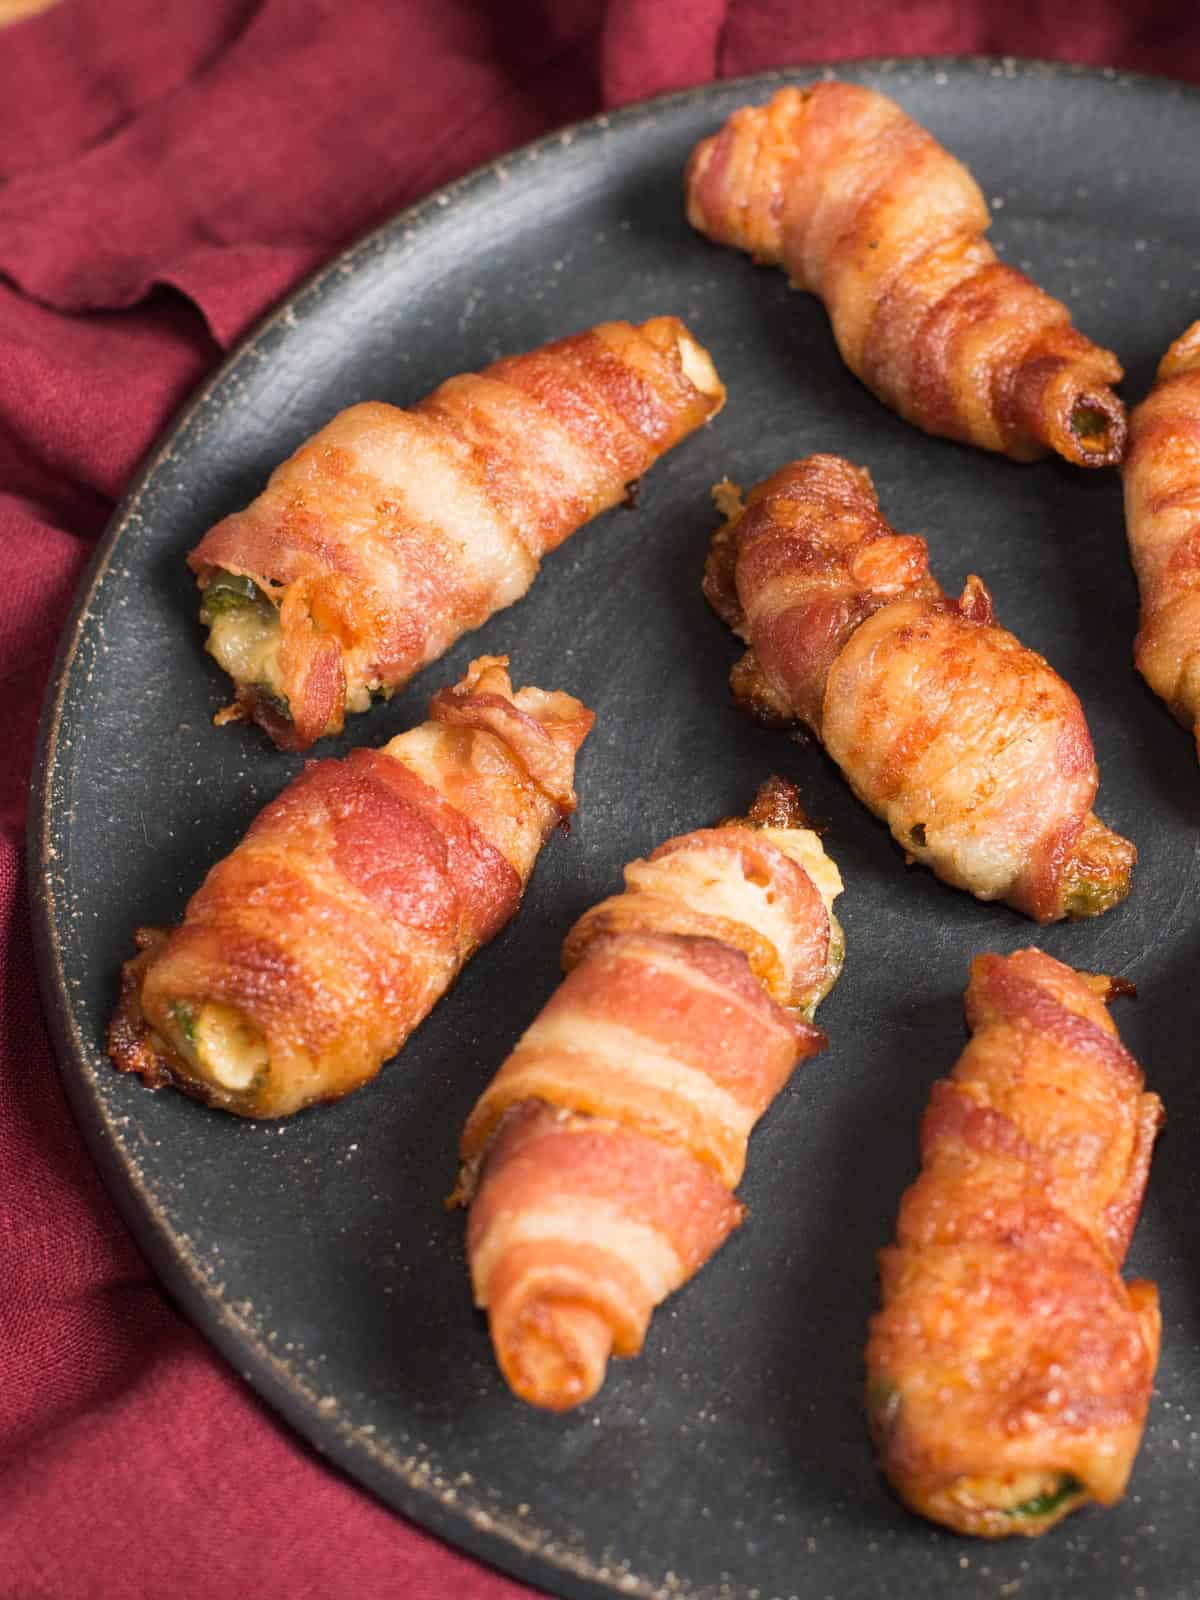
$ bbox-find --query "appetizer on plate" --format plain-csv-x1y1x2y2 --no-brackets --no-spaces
189,317,724,750
705,454,1134,921
685,82,1125,466
1122,320,1200,755
454,777,843,1410
866,948,1162,1537
108,657,592,1116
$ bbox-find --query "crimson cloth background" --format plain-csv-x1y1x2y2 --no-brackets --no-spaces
1,2,1195,1594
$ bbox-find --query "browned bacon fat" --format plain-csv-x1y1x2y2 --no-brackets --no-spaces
189,318,724,750
108,658,593,1116
866,949,1162,1537
1122,321,1200,755
685,83,1125,465
455,778,844,1410
705,455,1134,921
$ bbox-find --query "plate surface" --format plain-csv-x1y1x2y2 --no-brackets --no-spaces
30,58,1200,1600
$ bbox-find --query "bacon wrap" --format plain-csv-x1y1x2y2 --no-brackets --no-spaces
866,949,1162,1538
1122,321,1200,756
107,658,593,1117
189,317,724,750
457,779,843,1411
685,83,1125,466
706,455,1134,921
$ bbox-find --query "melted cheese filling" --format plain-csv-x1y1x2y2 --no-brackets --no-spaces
205,605,283,697
676,330,723,401
756,826,843,918
943,1469,1080,1519
755,825,846,1012
172,1001,270,1092
622,825,843,1013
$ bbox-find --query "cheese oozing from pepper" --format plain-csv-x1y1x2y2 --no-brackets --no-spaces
204,604,284,701
171,1000,270,1093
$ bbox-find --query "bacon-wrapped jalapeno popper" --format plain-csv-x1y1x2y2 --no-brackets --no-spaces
685,83,1125,466
454,778,843,1411
866,949,1162,1537
1122,321,1200,755
109,657,593,1116
705,455,1134,921
190,318,724,750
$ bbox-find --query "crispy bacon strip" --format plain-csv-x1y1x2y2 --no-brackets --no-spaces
1122,321,1200,754
107,658,593,1117
706,455,1134,921
685,83,1125,465
866,949,1162,1537
455,778,844,1411
189,318,724,750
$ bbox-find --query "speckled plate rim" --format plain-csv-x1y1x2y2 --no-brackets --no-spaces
27,55,1200,1600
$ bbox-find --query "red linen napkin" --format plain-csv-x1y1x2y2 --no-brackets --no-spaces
1,4,1195,1596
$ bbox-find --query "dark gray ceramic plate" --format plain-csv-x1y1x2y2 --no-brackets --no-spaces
29,58,1200,1600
